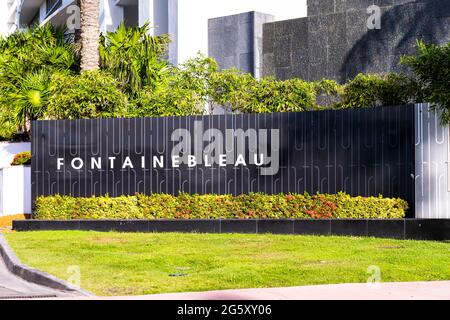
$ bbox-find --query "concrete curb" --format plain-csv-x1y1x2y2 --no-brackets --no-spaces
0,233,92,297
13,219,450,241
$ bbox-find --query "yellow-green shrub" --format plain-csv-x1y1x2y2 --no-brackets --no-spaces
11,151,31,166
34,192,408,220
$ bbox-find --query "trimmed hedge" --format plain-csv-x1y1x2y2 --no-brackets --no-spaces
34,193,408,220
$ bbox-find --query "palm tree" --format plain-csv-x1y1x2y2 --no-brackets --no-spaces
0,25,77,137
79,0,100,71
99,23,170,96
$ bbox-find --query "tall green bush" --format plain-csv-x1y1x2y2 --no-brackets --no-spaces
209,69,321,113
401,40,450,124
0,25,78,137
44,71,129,119
335,73,422,109
130,55,217,117
34,192,408,220
100,23,170,96
2,24,444,142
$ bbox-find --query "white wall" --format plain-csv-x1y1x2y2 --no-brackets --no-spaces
177,0,307,64
0,142,32,216
415,103,450,219
0,166,31,216
38,0,124,33
100,0,124,33
0,0,19,36
0,1,9,36
0,142,31,169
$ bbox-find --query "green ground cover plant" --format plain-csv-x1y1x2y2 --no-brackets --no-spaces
5,231,450,296
10,151,31,166
34,192,407,220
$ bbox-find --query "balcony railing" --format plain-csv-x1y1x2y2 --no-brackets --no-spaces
46,0,62,17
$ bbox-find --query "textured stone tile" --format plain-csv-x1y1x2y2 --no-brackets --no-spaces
239,53,254,74
327,45,348,82
387,54,408,73
308,14,328,33
346,0,376,11
308,0,335,16
222,24,239,57
262,53,275,77
432,0,450,18
335,0,347,13
363,53,390,74
327,13,347,47
291,62,310,81
308,35,328,64
210,12,273,77
263,23,275,54
309,61,329,81
220,55,238,70
345,54,368,79
432,17,450,44
238,11,253,24
274,35,292,67
275,66,293,80
262,0,448,82
237,22,252,52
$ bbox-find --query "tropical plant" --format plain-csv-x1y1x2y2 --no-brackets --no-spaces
100,23,170,96
0,25,78,137
401,40,450,124
335,73,422,109
79,0,100,71
209,69,320,113
10,70,52,132
130,54,216,117
45,71,128,119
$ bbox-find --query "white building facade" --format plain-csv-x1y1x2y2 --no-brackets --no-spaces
13,0,306,65
0,0,20,36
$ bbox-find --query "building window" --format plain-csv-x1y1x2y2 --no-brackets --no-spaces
46,0,62,16
29,10,40,27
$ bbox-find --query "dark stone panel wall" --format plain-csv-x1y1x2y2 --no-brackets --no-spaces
31,105,416,217
208,11,274,78
263,0,450,83
13,219,450,240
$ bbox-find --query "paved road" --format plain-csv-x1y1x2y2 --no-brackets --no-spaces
102,281,450,300
0,257,64,299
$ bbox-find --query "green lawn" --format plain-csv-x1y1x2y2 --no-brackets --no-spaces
5,231,450,296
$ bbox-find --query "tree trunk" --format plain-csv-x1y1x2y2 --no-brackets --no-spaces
80,0,100,71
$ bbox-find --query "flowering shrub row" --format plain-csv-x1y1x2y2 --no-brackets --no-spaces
34,192,407,220
11,151,31,166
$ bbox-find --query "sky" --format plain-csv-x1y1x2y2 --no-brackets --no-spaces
177,0,307,63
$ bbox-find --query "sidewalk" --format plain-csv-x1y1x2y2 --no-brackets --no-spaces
0,231,81,299
105,281,450,300
0,257,63,299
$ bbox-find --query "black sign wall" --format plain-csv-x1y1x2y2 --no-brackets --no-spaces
32,105,415,215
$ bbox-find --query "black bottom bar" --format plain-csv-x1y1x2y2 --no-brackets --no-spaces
12,219,450,241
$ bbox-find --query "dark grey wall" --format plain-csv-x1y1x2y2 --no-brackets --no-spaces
208,11,274,78
263,0,450,83
31,106,416,217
